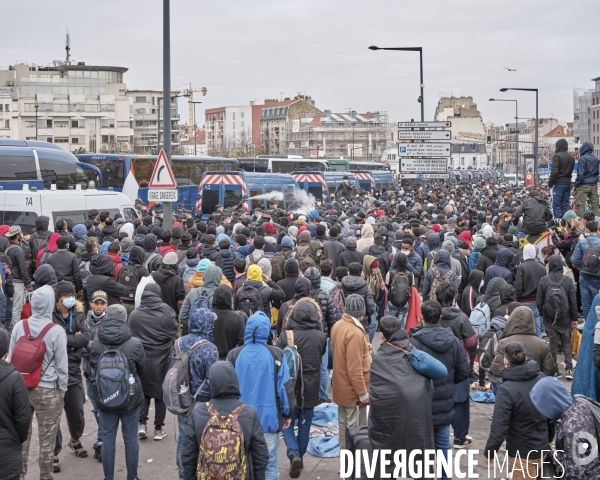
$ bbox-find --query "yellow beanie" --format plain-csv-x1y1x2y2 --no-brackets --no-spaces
247,264,263,282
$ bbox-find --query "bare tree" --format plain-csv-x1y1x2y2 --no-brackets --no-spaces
99,141,134,154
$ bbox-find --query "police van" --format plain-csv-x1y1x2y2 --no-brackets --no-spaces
371,171,396,193
350,170,375,194
196,171,299,220
323,171,359,200
292,171,329,203
0,185,137,234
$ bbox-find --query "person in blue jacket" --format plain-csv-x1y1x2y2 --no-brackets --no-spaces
574,141,600,216
227,311,295,480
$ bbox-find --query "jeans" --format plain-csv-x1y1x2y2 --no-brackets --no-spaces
552,184,571,219
545,322,573,371
86,378,102,443
10,282,25,328
54,383,86,455
264,432,280,480
368,312,377,342
319,340,330,401
176,414,191,479
99,407,140,480
139,395,167,429
282,408,314,460
433,425,452,480
521,302,543,338
452,399,470,441
580,274,600,320
491,382,498,396
387,302,408,329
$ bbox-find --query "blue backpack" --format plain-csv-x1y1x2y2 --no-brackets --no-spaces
188,289,215,341
94,346,132,411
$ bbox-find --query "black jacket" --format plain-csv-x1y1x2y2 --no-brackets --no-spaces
340,275,377,330
410,324,470,427
338,239,364,268
85,254,127,305
549,138,575,187
129,285,179,399
474,244,498,274
142,235,163,274
0,360,30,480
513,196,553,235
52,300,90,386
199,244,222,267
212,286,245,360
536,256,578,324
181,361,268,480
47,249,83,292
90,316,146,412
370,328,434,453
323,237,345,272
275,259,299,307
459,270,484,317
128,246,150,279
58,229,77,253
5,242,31,286
219,248,235,284
152,265,186,315
484,360,549,459
515,258,546,302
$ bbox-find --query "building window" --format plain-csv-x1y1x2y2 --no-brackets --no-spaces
0,105,2,111
46,119,53,128
54,138,69,143
46,137,53,143
71,120,81,128
232,122,235,130
3,119,9,129
71,137,79,144
241,112,244,118
135,96,146,103
241,121,244,127
232,112,236,120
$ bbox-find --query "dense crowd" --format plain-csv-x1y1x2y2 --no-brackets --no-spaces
1,139,600,480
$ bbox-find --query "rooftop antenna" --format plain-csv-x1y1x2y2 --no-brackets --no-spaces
65,28,71,63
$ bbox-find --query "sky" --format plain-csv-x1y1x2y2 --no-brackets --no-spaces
3,0,599,128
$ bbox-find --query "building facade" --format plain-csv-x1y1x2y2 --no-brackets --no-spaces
573,87,593,144
205,102,263,156
590,77,600,157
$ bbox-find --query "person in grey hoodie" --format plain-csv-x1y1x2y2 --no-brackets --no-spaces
8,285,68,479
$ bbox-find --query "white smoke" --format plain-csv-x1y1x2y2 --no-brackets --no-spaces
248,191,284,202
248,189,316,215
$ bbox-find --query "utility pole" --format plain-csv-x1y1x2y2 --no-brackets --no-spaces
163,0,173,229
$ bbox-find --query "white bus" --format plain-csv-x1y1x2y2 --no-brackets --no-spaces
238,157,329,173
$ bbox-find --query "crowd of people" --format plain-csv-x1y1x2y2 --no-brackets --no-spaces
1,139,600,480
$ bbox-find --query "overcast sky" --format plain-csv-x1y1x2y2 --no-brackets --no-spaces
3,0,599,128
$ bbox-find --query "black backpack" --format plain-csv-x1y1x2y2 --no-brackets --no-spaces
389,271,411,307
582,242,600,273
116,264,140,299
236,284,264,317
543,279,570,324
477,321,504,372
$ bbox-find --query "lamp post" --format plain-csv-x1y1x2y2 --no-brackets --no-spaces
34,103,39,140
500,88,539,185
369,45,424,122
489,98,519,177
189,101,203,156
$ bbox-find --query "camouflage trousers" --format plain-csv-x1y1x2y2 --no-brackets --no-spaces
22,387,64,480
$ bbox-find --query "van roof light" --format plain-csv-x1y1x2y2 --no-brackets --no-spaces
76,184,81,191
51,184,57,191
22,184,29,191
31,187,37,192
68,186,74,190
108,187,113,191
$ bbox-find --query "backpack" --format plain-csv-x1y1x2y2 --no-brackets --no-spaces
477,321,504,371
543,280,570,324
389,271,411,307
36,246,57,269
469,301,492,337
116,264,140,299
143,252,159,271
428,267,453,302
79,260,91,288
330,285,345,322
197,402,247,480
10,319,58,389
182,265,195,293
94,345,132,411
189,289,214,327
270,252,288,283
283,330,304,406
236,284,264,317
582,242,600,273
31,231,51,259
163,338,209,416
247,253,265,267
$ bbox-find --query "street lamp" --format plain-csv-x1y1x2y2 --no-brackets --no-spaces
369,45,424,122
489,98,519,178
189,101,203,156
500,88,539,185
34,103,39,140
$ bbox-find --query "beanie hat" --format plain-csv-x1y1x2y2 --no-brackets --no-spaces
247,264,263,282
431,224,441,233
197,258,212,272
163,252,178,265
473,235,486,250
370,259,380,270
55,280,76,299
562,210,578,221
345,294,366,320
106,304,128,323
508,226,519,236
310,210,320,219
72,224,87,240
281,236,294,248
207,226,217,235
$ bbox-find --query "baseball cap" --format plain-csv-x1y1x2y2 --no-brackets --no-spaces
91,290,109,303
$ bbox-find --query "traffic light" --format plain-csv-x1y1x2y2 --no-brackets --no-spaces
486,135,491,145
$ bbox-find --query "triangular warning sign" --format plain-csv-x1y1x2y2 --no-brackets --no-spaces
148,150,177,189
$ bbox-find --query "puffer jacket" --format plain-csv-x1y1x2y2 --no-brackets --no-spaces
483,247,515,292
218,248,235,284
422,250,459,301
304,267,338,334
151,264,186,315
513,195,553,235
574,141,599,187
340,275,377,330
52,300,89,386
549,138,575,187
536,255,577,324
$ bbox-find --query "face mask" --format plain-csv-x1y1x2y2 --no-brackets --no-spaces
91,310,106,319
355,230,361,236
402,249,411,254
372,269,379,275
62,297,76,309
316,252,322,257
479,280,485,289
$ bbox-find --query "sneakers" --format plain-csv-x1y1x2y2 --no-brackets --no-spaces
566,369,573,380
138,424,147,439
53,457,60,473
289,452,302,478
93,442,102,462
453,438,473,449
153,429,168,441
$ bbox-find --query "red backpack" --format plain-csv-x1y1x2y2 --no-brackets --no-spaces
11,319,58,389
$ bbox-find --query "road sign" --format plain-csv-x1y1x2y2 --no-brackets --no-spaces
148,189,179,202
148,149,177,189
397,130,452,141
400,158,448,172
398,173,450,179
397,121,452,129
398,143,451,157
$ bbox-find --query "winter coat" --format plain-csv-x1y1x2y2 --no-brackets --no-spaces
484,360,549,459
474,245,498,274
33,264,57,289
181,362,268,480
245,248,272,279
0,359,30,480
574,141,599,187
227,312,294,433
422,250,459,301
276,277,310,334
340,275,377,330
85,254,127,305
212,285,245,360
513,196,553,235
330,313,372,408
90,316,146,411
52,300,90,386
491,306,555,379
492,283,516,318
536,256,577,324
549,138,575,187
338,237,364,267
128,246,150,280
129,285,178,399
356,223,375,252
483,247,514,292
459,270,484,317
142,235,163,274
370,328,435,452
218,248,235,284
5,241,31,286
302,241,322,269
323,237,345,272
439,306,478,365
47,249,83,292
152,264,186,315
515,258,546,302
304,269,338,334
275,259,299,306
366,243,390,280
101,225,118,243
296,231,311,258
278,298,327,409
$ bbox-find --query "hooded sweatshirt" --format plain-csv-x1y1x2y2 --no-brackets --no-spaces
304,240,322,269
296,231,312,258
536,255,578,324
85,254,127,305
33,264,58,289
515,244,546,302
356,223,374,252
549,138,575,187
492,283,516,317
212,285,245,359
128,246,150,279
276,258,299,304
459,269,484,316
574,141,599,187
483,247,514,292
422,250,458,301
338,236,364,267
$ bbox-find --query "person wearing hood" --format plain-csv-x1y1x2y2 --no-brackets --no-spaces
8,285,68,480
133,224,147,247
459,269,484,317
484,341,549,479
29,215,52,263
90,309,146,480
338,235,364,268
322,226,345,272
72,223,87,252
410,300,470,479
442,239,467,295
423,232,442,273
181,361,268,480
151,251,186,315
478,276,506,315
492,283,517,317
196,265,223,306
277,277,311,334
99,217,118,243
278,298,327,476
303,240,323,269
227,311,294,480
365,234,390,280
276,258,299,306
119,222,135,240
356,222,374,252
294,230,311,259
422,250,458,302
491,306,555,380
180,248,200,294
85,254,128,306
536,255,578,379
340,262,377,332
549,138,575,219
244,235,271,278
515,243,546,337
119,236,133,263
128,245,150,280
217,237,236,284
474,236,499,275
530,377,600,479
385,252,415,328
513,189,553,235
468,235,485,272
129,282,178,442
574,141,600,216
51,280,90,463
212,285,245,360
141,234,163,274
33,263,58,290
482,245,514,292
235,264,285,319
